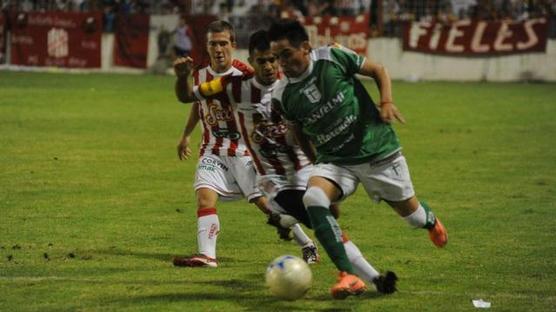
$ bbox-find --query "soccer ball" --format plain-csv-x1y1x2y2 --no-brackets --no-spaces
265,255,312,300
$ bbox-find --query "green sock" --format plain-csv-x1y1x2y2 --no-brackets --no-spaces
420,201,437,229
307,205,354,273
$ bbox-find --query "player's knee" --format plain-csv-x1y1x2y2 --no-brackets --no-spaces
196,188,218,208
303,187,331,208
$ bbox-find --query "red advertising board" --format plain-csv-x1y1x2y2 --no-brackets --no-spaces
113,14,149,68
10,12,102,68
403,18,548,56
301,15,369,55
0,13,5,64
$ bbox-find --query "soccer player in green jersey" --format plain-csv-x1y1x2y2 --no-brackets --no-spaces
268,20,448,299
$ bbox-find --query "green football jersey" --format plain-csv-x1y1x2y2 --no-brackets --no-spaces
272,46,400,165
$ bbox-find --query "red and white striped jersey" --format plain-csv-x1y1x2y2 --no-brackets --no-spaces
231,78,311,177
194,75,311,176
192,59,251,157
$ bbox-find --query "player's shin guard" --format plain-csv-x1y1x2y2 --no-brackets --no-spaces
308,206,353,273
197,207,220,259
304,187,353,273
403,201,436,228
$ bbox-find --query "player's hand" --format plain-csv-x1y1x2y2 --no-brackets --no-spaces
177,135,192,160
173,56,194,78
379,102,406,124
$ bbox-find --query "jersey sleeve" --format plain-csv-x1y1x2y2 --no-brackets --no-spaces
329,46,365,76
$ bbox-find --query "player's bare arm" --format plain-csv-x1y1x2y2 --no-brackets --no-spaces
359,59,405,124
177,101,200,160
174,56,196,103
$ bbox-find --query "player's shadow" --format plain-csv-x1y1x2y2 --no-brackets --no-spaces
105,273,362,311
94,247,235,263
88,250,379,310
115,292,355,311
97,248,173,262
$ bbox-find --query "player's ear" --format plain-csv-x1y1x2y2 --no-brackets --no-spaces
301,41,311,55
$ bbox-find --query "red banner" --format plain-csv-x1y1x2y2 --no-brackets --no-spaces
302,15,369,55
0,13,5,64
10,12,102,67
403,18,548,56
186,15,218,67
113,14,149,68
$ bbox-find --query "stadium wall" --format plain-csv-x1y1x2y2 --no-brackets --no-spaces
5,32,555,82
234,39,556,82
364,38,556,82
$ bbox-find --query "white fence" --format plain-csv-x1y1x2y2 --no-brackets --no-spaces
4,31,556,82
365,38,556,82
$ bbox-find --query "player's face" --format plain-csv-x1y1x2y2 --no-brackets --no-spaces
249,49,278,86
270,38,310,78
207,31,235,73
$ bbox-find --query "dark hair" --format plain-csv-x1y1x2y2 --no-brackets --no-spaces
207,20,236,43
267,19,309,47
248,30,271,55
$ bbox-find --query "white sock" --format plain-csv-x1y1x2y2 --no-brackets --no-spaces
291,223,313,247
403,204,427,228
197,207,219,259
343,240,379,283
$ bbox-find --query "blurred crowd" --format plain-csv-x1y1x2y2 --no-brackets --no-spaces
381,0,556,36
2,0,555,37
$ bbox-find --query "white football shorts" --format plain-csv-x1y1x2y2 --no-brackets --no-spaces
257,164,313,199
194,154,263,201
310,153,415,203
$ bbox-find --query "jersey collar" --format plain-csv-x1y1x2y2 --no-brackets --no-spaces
207,62,236,77
287,51,315,84
252,77,279,91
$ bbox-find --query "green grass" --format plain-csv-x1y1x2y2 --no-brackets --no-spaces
1,71,555,311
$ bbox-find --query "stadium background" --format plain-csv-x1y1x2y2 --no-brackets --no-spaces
1,0,555,81
1,1,555,311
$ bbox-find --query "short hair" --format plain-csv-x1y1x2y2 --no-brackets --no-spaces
207,20,236,43
267,19,309,47
248,30,271,55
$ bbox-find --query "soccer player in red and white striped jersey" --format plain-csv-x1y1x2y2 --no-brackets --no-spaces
171,21,316,268
192,58,251,157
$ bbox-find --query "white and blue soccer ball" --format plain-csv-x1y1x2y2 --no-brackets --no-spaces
265,255,312,300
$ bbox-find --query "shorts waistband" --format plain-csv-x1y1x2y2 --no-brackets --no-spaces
369,151,402,167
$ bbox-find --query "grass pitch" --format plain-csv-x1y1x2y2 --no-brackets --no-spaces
1,71,555,311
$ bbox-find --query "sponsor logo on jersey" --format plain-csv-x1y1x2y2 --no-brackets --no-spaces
205,101,233,125
315,114,356,145
251,116,288,145
304,90,345,125
212,129,240,140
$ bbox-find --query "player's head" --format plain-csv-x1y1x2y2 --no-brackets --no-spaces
248,30,278,86
178,16,186,26
268,19,311,78
206,20,236,73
